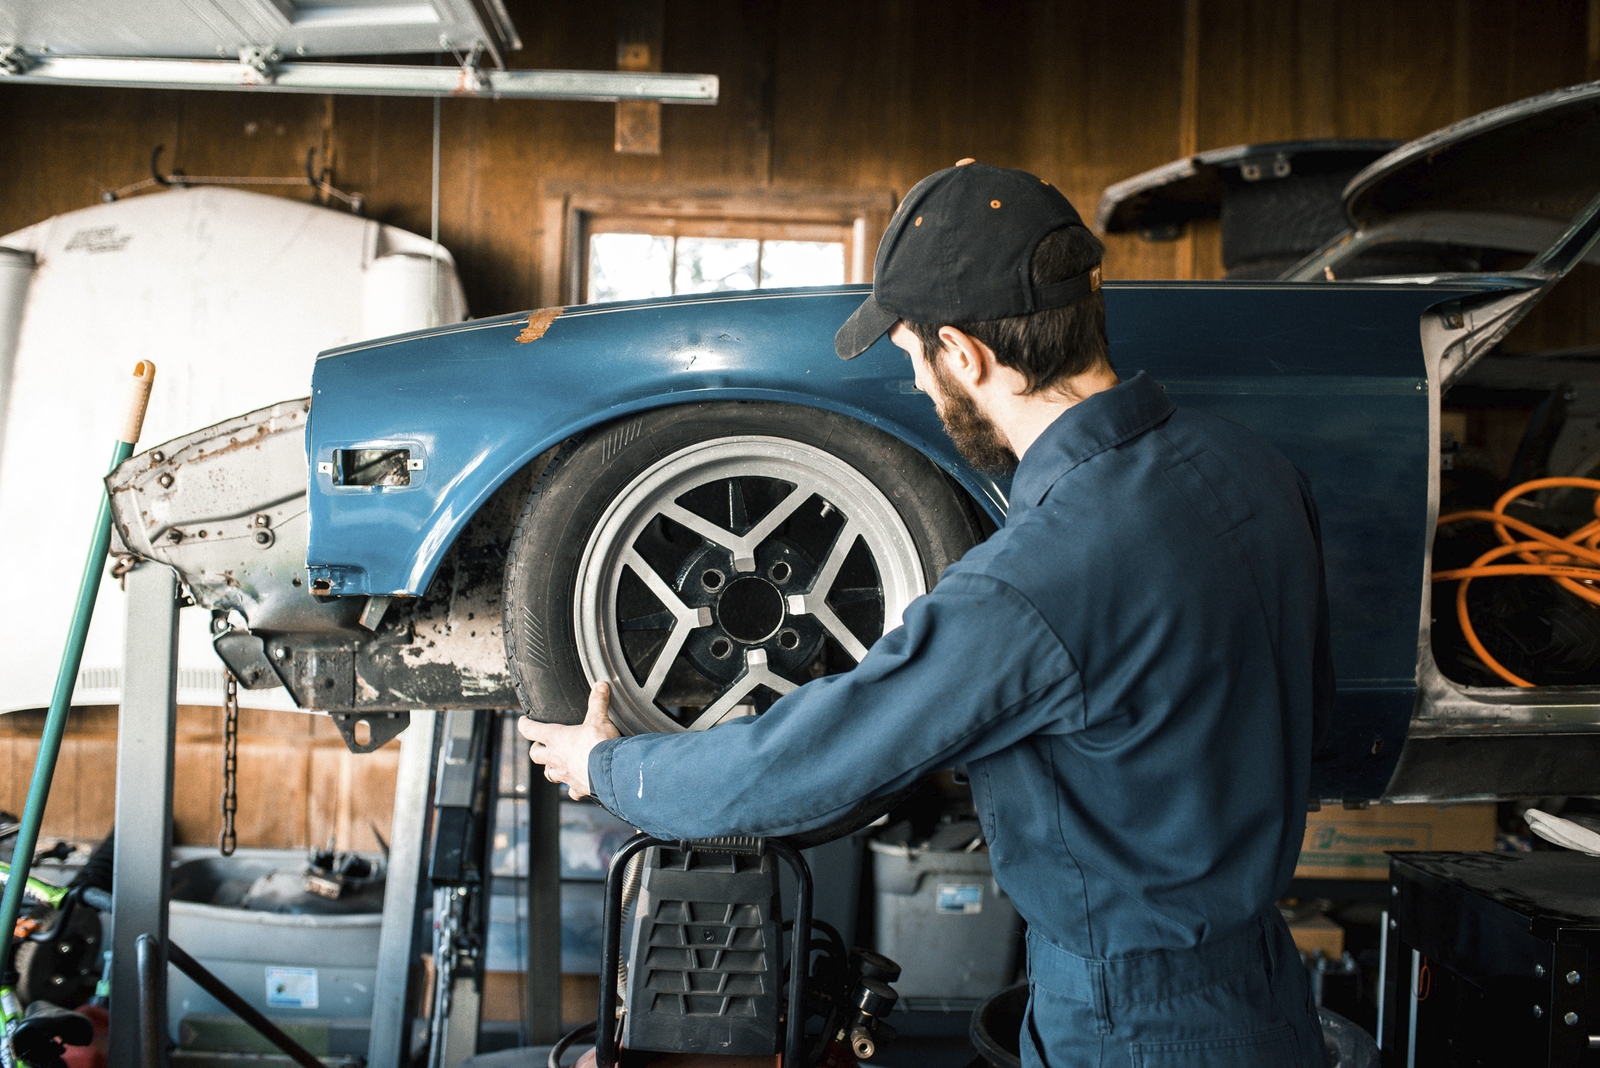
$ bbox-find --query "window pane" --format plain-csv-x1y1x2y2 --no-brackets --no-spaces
675,237,760,294
589,232,673,303
759,241,846,288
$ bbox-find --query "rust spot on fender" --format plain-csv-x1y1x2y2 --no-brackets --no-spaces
517,307,562,344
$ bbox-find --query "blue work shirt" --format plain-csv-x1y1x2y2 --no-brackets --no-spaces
589,370,1332,966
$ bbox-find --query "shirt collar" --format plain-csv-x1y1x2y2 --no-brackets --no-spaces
1008,371,1176,510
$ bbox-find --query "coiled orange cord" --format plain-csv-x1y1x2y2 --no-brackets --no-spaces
1432,477,1600,687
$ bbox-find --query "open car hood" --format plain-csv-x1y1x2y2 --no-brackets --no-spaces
1095,139,1399,237
1345,80,1600,232
1282,80,1600,280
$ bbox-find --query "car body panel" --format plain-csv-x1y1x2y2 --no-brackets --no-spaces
1094,138,1400,237
304,289,1011,599
302,279,1508,798
1285,80,1600,282
1343,80,1600,230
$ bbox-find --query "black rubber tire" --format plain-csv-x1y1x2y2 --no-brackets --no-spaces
501,401,983,845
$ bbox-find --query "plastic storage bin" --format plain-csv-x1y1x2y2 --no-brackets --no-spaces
166,851,382,1049
869,822,1019,1004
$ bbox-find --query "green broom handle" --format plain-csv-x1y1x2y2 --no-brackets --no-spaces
0,361,155,962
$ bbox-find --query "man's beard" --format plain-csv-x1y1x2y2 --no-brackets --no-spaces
928,356,1017,474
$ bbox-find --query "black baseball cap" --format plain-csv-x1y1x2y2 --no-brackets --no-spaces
835,160,1101,359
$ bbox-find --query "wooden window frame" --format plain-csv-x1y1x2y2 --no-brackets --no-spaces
538,184,896,307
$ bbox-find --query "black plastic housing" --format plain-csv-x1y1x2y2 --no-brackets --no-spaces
621,845,783,1056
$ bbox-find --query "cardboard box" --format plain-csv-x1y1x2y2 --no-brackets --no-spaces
1296,803,1497,880
1286,913,1345,958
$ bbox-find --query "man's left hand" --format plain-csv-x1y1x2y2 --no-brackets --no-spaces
518,681,620,800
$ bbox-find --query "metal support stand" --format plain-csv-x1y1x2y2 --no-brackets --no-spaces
368,710,440,1068
110,563,179,1068
525,778,562,1045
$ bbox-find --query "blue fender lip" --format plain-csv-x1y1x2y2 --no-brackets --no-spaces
306,286,1008,598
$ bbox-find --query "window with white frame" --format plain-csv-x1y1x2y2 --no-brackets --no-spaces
542,190,894,309
589,232,848,302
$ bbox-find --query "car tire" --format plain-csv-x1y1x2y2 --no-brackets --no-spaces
502,401,983,843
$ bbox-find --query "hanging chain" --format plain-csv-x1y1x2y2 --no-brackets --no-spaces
219,670,239,856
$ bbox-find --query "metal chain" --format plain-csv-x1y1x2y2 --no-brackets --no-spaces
219,670,239,856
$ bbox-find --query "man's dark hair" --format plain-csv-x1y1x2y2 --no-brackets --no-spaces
905,225,1109,394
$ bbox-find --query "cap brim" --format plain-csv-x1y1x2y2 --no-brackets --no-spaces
834,293,899,359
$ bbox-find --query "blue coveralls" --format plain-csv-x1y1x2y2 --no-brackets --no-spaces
590,372,1333,1067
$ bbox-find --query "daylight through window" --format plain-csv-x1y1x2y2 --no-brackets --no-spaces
588,233,847,303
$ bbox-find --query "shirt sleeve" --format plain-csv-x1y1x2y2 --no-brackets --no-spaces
586,569,1082,841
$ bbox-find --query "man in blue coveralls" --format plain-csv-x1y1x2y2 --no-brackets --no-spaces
521,160,1332,1067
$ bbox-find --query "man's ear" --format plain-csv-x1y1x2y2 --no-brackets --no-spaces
937,325,993,387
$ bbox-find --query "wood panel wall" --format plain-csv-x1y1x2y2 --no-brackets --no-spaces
1,0,1591,310
0,0,1592,845
0,707,398,851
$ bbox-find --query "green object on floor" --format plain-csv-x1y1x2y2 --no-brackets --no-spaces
0,863,68,911
0,362,155,1068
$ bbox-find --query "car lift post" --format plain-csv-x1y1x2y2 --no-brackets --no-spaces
368,710,439,1068
100,565,564,1067
109,562,179,1068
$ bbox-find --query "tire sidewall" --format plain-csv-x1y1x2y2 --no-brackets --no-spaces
504,401,979,736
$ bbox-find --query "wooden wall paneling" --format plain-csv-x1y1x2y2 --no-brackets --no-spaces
154,92,327,193
1456,0,1586,121
173,738,223,846
5,0,1596,307
345,744,401,853
0,713,39,820
1014,0,1189,280
307,743,345,851
173,705,220,846
0,730,71,839
306,725,400,854
231,736,310,848
71,737,118,843
0,705,399,850
615,0,666,156
0,86,175,232
38,735,74,840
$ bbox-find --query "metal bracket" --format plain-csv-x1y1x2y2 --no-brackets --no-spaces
0,45,32,76
1239,151,1291,182
329,710,411,754
213,630,281,690
237,46,280,86
1138,222,1183,242
442,37,487,93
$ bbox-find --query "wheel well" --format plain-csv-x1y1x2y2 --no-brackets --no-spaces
421,398,996,604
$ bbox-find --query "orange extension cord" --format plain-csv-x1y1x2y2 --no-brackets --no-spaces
1432,477,1600,687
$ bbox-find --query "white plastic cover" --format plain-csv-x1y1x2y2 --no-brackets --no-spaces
0,187,467,713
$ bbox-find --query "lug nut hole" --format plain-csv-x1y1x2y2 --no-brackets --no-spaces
702,569,725,591
770,561,792,583
778,629,799,650
710,638,733,659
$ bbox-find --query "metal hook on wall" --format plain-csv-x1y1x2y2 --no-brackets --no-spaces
101,144,363,214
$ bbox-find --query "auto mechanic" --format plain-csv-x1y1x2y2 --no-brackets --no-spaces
521,160,1333,1068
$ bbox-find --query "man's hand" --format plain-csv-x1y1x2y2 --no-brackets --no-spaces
518,681,620,800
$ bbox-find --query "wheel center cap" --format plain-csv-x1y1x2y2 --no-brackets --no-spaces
717,576,785,644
